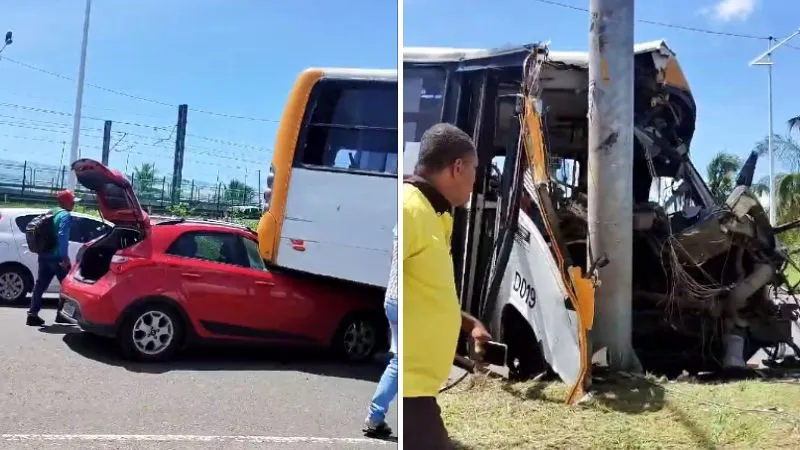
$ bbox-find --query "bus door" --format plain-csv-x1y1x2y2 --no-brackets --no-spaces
404,60,506,318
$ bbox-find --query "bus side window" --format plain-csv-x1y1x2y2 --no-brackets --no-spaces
300,79,398,175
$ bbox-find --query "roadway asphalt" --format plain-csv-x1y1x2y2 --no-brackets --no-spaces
0,298,397,450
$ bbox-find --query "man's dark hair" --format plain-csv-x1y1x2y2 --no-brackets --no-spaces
415,123,476,174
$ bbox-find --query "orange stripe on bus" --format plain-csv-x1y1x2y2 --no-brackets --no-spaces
257,69,324,262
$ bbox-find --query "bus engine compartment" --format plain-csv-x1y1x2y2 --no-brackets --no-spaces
404,41,800,392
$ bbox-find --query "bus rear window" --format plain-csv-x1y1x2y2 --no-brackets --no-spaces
298,79,398,175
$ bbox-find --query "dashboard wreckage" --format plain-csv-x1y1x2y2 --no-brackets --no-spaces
403,41,800,404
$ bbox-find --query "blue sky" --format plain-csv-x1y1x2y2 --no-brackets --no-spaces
0,0,397,198
405,0,800,182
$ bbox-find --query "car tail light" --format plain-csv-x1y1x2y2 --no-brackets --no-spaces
109,255,153,274
110,255,129,264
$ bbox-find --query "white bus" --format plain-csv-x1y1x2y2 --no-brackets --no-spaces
257,68,398,288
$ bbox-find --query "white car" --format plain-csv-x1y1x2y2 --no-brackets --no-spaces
0,208,110,303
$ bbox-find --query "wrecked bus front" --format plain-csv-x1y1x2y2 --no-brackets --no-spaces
404,41,797,404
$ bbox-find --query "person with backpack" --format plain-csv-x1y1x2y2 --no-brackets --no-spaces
26,190,77,327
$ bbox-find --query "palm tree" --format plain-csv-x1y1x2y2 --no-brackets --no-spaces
788,116,800,135
706,151,742,204
753,134,800,172
775,173,800,222
224,179,255,206
752,130,800,252
132,163,161,202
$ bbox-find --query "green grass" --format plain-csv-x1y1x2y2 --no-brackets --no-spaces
441,375,800,449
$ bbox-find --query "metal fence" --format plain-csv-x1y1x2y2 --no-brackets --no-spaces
0,159,262,218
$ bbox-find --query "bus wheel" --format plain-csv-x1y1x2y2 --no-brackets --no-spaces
503,308,548,381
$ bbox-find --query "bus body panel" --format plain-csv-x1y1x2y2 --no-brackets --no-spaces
499,208,581,385
278,169,395,287
259,67,398,289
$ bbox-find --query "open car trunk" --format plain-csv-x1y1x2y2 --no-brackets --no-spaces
76,227,143,283
71,158,149,283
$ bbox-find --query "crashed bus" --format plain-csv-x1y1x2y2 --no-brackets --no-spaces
404,41,799,403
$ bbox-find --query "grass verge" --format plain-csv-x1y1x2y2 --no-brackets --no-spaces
440,375,800,449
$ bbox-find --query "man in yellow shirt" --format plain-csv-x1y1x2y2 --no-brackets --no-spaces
403,122,491,449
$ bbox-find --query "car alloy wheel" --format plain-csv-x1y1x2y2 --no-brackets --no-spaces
341,318,377,361
131,310,175,356
0,270,25,302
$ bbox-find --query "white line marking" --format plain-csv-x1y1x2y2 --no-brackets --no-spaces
0,434,394,445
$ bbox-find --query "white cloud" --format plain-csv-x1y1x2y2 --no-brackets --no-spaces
705,0,757,22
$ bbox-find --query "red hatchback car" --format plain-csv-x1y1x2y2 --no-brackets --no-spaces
60,159,387,362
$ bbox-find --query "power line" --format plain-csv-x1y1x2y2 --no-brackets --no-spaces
0,113,265,157
0,120,101,138
184,132,273,152
0,113,268,155
0,132,101,149
0,101,273,152
0,101,170,129
531,0,771,41
0,119,264,165
120,147,255,171
1,56,280,123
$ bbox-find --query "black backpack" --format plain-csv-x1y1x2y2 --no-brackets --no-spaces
25,210,60,254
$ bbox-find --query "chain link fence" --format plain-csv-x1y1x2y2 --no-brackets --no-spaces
0,159,263,220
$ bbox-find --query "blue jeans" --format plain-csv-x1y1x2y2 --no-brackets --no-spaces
28,257,67,315
367,300,398,424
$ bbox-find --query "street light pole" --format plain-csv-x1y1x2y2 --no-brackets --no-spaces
67,0,92,191
767,41,774,226
749,28,800,225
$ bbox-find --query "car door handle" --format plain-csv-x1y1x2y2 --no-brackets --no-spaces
180,272,201,279
255,280,275,286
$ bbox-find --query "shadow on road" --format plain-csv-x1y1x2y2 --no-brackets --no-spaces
38,324,81,335
59,330,385,382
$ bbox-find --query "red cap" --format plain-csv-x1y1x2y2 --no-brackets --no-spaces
56,190,77,206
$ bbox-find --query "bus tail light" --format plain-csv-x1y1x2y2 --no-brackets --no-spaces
266,164,275,189
264,164,275,205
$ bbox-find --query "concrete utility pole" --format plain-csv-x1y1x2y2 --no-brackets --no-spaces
587,0,642,372
101,120,112,165
171,104,188,204
67,0,93,191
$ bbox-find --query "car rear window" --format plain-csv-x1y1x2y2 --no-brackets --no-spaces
14,215,36,231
